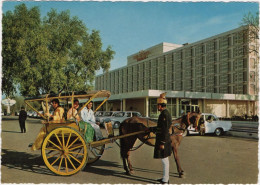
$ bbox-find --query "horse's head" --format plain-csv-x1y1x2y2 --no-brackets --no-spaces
188,112,202,128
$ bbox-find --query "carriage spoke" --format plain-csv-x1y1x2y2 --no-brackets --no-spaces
47,151,61,159
51,155,61,166
54,133,62,147
69,144,84,151
67,137,79,149
68,154,82,164
67,156,76,170
66,132,72,147
69,151,85,156
65,157,68,173
48,139,62,150
45,147,60,151
89,148,97,157
62,130,66,148
58,156,63,172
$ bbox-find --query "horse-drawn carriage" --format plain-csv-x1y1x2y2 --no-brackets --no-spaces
25,90,147,176
25,90,201,177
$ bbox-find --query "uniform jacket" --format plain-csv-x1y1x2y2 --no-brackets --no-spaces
154,109,172,159
19,110,27,121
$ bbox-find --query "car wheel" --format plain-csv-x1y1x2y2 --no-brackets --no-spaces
214,128,222,136
113,122,120,129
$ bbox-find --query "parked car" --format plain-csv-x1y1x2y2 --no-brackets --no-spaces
36,111,44,119
95,111,105,117
185,113,232,136
27,111,34,118
110,111,143,129
96,111,119,127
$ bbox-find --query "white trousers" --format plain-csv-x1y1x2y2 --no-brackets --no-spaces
161,157,169,182
89,121,103,140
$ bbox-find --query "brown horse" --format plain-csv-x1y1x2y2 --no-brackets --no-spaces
119,113,202,178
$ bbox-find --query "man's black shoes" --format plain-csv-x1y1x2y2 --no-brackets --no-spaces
157,178,169,184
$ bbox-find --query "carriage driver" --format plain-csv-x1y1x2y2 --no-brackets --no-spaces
151,92,172,184
31,99,64,151
80,101,103,140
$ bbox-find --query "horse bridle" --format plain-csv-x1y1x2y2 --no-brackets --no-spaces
171,114,192,136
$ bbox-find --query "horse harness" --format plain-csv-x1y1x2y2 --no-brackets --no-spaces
171,114,190,136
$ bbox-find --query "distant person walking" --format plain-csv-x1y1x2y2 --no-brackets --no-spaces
19,107,27,133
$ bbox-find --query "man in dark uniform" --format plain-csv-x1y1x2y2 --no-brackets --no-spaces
19,107,27,133
153,92,172,184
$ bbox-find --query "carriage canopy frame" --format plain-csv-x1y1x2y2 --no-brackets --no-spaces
24,90,111,120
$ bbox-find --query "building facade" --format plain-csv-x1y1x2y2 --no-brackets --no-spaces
95,26,259,118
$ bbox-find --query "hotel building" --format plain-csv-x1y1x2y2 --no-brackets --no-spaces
95,26,259,118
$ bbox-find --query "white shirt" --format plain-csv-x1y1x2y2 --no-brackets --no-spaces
80,107,95,124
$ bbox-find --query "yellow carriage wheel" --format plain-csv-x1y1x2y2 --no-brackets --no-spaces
41,127,88,176
87,144,105,165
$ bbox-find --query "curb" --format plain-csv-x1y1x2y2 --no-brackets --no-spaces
226,131,258,140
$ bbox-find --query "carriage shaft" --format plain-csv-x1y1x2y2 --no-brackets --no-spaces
90,130,146,148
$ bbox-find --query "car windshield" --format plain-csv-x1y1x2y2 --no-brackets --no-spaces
132,112,142,117
115,112,125,117
205,114,218,121
95,112,103,117
104,112,112,116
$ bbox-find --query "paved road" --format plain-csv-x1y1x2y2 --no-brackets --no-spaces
1,116,258,184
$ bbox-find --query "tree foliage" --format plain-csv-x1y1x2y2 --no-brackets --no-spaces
2,4,115,97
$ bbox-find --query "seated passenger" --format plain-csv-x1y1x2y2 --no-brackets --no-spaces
80,101,103,140
207,115,213,123
67,99,81,123
31,99,64,151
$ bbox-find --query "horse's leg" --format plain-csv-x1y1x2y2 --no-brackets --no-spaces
124,136,137,175
126,151,134,175
120,136,137,175
171,136,184,178
122,156,130,175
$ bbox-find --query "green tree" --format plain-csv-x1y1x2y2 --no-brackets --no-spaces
2,4,41,97
2,4,115,97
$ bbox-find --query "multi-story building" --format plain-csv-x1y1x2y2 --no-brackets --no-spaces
95,26,259,118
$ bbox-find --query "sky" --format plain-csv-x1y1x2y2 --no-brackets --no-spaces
2,0,259,75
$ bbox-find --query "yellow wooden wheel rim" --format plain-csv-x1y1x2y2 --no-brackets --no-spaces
87,144,105,165
41,127,88,176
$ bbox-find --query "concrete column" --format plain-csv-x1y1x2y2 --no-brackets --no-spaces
123,99,126,111
202,99,206,113
226,100,230,118
145,97,149,117
247,101,250,116
105,101,109,111
176,98,179,117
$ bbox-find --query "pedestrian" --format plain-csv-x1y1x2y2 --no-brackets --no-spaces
19,107,27,133
80,101,103,140
151,92,172,184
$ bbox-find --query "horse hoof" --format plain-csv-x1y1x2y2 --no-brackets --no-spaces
125,171,134,176
179,172,185,178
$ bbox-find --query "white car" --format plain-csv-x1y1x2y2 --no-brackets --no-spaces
186,113,232,136
110,111,144,129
